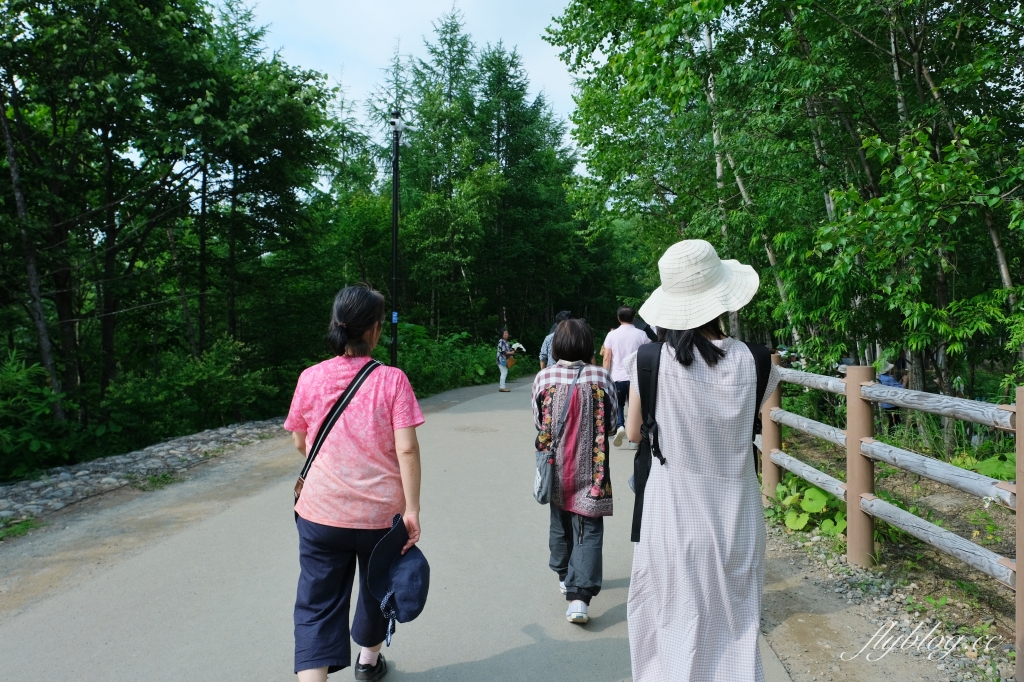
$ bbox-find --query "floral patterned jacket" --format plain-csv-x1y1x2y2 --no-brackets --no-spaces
532,360,618,517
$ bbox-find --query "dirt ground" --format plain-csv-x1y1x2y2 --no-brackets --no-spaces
762,429,1017,682
784,430,1016,636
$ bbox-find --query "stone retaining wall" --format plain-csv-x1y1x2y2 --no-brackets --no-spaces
0,418,285,525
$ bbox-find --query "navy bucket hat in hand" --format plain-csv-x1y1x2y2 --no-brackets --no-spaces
367,514,430,645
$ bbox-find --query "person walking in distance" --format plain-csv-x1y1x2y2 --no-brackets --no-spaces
532,319,618,625
539,310,572,370
285,285,424,682
625,240,779,681
601,306,650,449
497,329,515,392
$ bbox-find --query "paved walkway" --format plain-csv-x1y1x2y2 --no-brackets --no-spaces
0,378,790,681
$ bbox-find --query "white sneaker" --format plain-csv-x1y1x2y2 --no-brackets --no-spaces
559,581,567,595
566,600,589,624
628,441,639,450
613,425,626,447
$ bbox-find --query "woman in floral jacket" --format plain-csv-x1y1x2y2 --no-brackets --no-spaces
532,318,618,625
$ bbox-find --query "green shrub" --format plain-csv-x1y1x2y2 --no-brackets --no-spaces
765,472,847,535
0,352,71,479
101,339,276,453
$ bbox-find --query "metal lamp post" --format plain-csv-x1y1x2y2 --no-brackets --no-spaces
387,111,416,367
389,111,403,367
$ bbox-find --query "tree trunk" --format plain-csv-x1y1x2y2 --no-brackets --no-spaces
835,107,881,197
986,210,1017,304
889,27,909,125
100,127,118,395
806,100,836,221
705,28,726,227
0,87,66,421
198,158,208,354
909,349,927,438
934,252,956,457
167,225,197,357
704,28,739,339
227,166,238,339
51,261,80,410
725,153,800,344
909,349,925,391
985,210,1023,363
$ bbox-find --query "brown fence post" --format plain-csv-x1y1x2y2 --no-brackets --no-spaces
845,365,876,567
761,352,782,501
1015,388,1023,682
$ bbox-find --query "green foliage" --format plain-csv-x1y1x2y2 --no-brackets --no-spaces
547,0,1024,409
880,411,1016,479
955,580,980,599
0,518,42,540
101,340,276,454
765,472,846,534
970,452,1015,481
0,6,632,479
136,472,181,491
0,353,70,479
966,510,1004,546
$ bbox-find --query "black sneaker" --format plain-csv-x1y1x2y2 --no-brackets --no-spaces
354,653,387,681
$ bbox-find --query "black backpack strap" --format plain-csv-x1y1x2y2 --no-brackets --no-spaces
744,342,772,470
631,342,663,543
746,342,772,412
298,359,382,483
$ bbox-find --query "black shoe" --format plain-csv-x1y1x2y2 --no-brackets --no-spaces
354,653,387,681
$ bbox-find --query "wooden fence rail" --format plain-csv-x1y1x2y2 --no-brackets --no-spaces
770,408,846,448
759,358,1023,678
860,438,1016,510
860,494,1015,590
859,384,1016,432
768,450,847,501
778,367,846,395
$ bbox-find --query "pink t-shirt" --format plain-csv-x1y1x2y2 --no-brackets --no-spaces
602,324,651,382
284,356,424,529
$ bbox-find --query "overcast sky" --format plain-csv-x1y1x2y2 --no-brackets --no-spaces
249,0,576,128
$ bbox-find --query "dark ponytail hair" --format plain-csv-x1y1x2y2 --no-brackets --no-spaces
657,316,727,367
327,285,386,357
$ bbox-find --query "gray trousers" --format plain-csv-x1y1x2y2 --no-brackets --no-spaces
549,504,604,604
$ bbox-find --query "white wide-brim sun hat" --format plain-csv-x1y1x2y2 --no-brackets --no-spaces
638,239,760,331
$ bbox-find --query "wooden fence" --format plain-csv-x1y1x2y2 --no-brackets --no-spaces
756,358,1022,677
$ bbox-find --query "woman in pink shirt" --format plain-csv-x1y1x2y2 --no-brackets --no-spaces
285,285,424,682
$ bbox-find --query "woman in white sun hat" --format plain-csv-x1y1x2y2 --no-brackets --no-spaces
623,239,780,682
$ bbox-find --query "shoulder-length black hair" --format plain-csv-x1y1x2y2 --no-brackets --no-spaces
327,285,386,357
657,316,727,367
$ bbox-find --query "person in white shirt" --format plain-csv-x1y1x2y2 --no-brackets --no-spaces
601,306,651,448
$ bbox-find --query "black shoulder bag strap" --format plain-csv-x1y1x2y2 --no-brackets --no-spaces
294,359,382,518
744,342,772,471
631,342,663,542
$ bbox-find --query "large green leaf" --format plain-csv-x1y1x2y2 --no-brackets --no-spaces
972,453,1016,481
785,510,809,531
801,487,829,514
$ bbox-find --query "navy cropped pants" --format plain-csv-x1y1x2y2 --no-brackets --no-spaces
294,516,390,674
